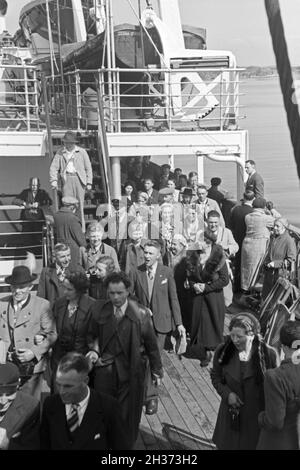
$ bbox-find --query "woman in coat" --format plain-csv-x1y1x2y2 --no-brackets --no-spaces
241,197,274,292
261,217,297,300
51,271,95,376
257,321,300,450
186,233,229,366
211,312,278,450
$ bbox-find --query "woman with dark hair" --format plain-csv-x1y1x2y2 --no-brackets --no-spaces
186,232,229,366
122,180,137,211
211,312,278,450
51,270,95,376
257,320,300,449
89,255,116,300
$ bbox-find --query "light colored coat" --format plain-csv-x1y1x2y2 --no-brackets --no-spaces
49,146,93,187
216,226,239,256
0,295,57,373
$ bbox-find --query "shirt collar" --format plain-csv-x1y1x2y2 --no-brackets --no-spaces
56,264,65,274
148,261,158,275
12,295,30,310
114,299,128,316
65,386,90,413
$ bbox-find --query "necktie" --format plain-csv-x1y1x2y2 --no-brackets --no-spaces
147,266,154,280
13,302,21,326
67,404,79,434
115,307,123,321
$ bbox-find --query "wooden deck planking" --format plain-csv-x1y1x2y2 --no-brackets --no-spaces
167,354,217,436
163,353,216,439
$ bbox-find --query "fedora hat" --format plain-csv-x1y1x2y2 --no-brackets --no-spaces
5,266,37,286
0,363,20,390
181,187,194,197
62,131,78,143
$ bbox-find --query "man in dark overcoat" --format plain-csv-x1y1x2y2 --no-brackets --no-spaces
53,196,86,264
87,272,163,448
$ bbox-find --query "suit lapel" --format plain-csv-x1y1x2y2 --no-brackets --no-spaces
152,263,164,296
137,266,150,301
101,304,118,350
48,268,60,289
72,390,103,448
50,398,71,447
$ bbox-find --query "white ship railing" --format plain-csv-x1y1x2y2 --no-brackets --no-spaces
45,66,245,132
0,65,41,132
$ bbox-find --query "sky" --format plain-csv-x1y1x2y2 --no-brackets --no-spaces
5,0,300,66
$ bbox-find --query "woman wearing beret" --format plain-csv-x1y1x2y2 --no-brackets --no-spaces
211,313,278,450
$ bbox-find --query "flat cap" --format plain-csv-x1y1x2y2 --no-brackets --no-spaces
62,196,79,206
159,187,174,195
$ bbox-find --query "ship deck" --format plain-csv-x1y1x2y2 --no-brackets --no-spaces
136,309,241,451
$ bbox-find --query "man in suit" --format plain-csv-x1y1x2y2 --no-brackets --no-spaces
229,191,254,292
87,272,163,448
13,176,52,215
80,221,119,273
141,155,161,189
37,242,84,306
0,266,57,399
196,184,225,227
143,177,159,206
40,352,131,450
50,130,93,231
0,362,40,450
13,176,52,253
129,240,185,415
54,196,86,265
245,159,264,198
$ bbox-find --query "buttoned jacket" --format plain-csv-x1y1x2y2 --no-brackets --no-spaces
50,146,93,187
0,295,57,373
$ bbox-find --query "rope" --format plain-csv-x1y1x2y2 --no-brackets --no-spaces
265,0,300,180
46,0,59,78
125,0,167,68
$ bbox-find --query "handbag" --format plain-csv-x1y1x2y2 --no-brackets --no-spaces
228,406,240,431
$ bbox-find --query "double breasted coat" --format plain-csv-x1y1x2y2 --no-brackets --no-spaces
88,300,163,446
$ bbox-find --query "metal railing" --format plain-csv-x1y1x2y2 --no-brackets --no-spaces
45,66,245,132
0,65,41,131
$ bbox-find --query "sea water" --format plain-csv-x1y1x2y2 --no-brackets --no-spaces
162,77,299,226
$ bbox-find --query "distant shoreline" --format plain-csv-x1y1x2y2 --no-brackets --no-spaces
243,74,279,80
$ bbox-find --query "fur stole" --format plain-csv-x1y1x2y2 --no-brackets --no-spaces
187,244,226,283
